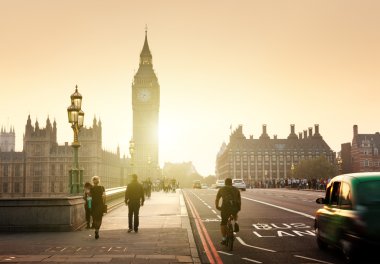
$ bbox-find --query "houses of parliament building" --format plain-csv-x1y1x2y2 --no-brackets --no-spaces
0,116,129,198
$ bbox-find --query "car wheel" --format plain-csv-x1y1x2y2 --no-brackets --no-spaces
340,235,356,263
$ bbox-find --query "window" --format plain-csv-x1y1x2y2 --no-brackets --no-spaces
324,186,332,203
3,164,8,177
340,182,352,209
2,183,8,193
330,181,341,206
15,164,21,177
33,182,42,193
14,182,20,193
51,164,55,176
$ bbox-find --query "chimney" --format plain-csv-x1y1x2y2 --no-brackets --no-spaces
304,130,307,139
308,127,313,138
299,132,302,139
353,125,358,137
314,124,320,135
274,134,277,139
291,124,295,134
259,124,270,139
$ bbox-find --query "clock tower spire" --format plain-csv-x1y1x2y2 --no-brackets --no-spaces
131,28,160,180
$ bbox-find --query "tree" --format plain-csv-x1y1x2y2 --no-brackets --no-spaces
294,156,336,180
163,162,202,188
203,175,217,186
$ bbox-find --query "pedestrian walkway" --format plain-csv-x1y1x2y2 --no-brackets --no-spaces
0,190,201,263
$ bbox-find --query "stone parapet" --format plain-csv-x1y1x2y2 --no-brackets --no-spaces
0,196,85,232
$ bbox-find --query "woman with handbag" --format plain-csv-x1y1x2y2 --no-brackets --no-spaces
90,175,106,239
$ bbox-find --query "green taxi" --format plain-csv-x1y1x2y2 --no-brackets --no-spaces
315,172,380,263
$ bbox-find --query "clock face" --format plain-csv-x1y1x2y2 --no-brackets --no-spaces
137,88,151,102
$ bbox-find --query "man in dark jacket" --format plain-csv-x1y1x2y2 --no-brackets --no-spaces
125,174,145,233
215,177,241,244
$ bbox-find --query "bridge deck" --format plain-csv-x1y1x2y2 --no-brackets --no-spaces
0,190,200,263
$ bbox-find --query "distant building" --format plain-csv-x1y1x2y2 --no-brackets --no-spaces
0,115,130,198
342,125,380,173
216,124,335,186
0,126,15,152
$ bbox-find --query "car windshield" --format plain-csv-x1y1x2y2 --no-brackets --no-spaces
357,180,380,205
234,180,243,183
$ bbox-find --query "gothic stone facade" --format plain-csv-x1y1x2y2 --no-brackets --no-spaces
0,127,15,152
0,115,130,198
216,124,335,186
131,30,160,180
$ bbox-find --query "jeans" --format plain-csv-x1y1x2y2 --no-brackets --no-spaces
128,200,141,230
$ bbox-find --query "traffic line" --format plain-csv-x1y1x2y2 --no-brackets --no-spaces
241,257,263,263
184,191,223,264
236,237,276,252
242,196,315,219
217,250,233,256
294,255,334,264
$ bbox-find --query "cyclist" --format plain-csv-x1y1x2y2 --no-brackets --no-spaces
215,177,241,245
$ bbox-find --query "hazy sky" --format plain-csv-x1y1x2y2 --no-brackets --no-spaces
1,0,379,176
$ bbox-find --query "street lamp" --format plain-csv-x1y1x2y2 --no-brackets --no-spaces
67,85,84,194
147,156,151,179
264,170,268,188
129,139,135,175
337,156,343,175
291,163,295,177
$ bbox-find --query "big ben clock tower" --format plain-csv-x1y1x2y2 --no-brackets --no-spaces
131,29,160,178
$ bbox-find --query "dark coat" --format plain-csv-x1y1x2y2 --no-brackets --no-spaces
125,180,145,205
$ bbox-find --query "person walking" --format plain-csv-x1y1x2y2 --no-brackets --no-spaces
125,174,145,233
90,176,106,239
83,182,93,229
215,177,241,245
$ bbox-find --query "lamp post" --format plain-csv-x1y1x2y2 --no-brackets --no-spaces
67,85,84,194
129,139,135,176
291,162,295,178
264,169,268,188
337,156,343,175
147,156,151,179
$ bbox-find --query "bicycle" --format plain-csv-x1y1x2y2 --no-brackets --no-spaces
225,214,235,251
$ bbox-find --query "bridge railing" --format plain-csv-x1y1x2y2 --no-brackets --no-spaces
105,186,126,211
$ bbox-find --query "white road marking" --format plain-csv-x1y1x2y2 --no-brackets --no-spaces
242,196,315,219
217,250,233,256
294,255,334,264
242,257,263,263
212,210,218,214
236,237,276,252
